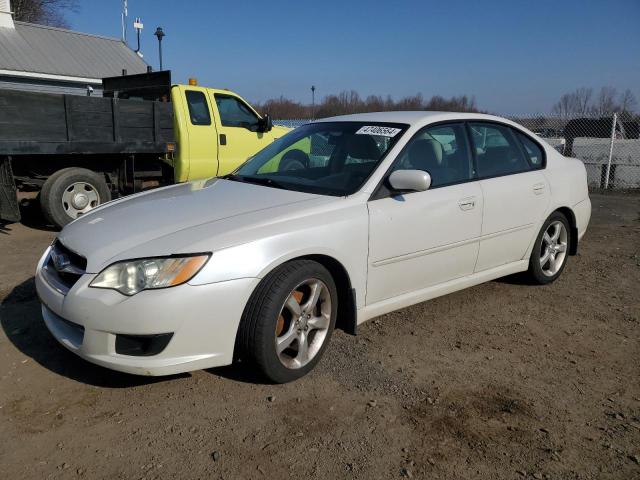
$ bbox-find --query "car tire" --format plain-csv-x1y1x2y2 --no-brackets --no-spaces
40,167,111,228
237,259,338,383
526,211,571,285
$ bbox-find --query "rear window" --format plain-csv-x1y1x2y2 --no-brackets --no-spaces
516,131,545,169
185,90,211,126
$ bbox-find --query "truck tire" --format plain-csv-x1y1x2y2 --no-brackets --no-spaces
279,149,309,172
40,167,111,228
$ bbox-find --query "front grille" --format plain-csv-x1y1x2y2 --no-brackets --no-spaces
43,240,87,293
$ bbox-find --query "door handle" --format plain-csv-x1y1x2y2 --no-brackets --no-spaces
458,197,476,211
533,183,546,195
219,134,227,146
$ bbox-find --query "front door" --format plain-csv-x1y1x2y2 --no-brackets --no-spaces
210,92,272,175
366,122,483,305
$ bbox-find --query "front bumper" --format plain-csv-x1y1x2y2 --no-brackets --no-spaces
35,249,260,376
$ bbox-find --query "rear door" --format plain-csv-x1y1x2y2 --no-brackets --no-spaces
173,86,219,182
468,122,550,272
210,92,272,175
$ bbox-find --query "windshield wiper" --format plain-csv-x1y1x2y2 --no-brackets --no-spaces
222,174,287,190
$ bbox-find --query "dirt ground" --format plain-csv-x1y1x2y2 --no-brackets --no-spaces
0,193,638,480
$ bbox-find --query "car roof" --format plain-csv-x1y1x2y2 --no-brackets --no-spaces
316,111,513,127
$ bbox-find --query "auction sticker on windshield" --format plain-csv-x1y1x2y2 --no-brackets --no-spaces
355,125,402,137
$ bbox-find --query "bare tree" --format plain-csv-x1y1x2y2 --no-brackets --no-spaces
11,0,78,28
255,91,480,119
575,87,593,114
619,89,638,114
551,87,592,117
594,86,618,116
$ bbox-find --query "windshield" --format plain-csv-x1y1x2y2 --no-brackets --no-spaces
227,122,408,196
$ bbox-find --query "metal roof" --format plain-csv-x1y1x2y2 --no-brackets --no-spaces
0,21,148,81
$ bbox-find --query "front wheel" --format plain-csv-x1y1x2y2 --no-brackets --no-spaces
526,212,571,284
237,260,338,383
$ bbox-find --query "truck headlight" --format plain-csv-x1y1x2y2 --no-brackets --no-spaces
90,254,210,296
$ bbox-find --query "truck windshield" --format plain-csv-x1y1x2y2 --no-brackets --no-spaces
227,122,407,196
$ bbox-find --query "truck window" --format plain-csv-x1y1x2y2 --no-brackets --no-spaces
214,94,259,129
185,91,211,126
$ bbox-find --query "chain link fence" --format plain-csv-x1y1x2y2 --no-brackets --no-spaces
274,114,640,190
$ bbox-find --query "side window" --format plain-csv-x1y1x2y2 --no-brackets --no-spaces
214,94,259,128
392,123,473,188
515,131,545,169
185,90,211,126
469,123,531,178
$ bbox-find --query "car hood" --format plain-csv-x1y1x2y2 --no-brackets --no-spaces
58,179,328,272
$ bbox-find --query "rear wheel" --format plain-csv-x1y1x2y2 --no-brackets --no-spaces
40,167,111,228
237,260,337,383
526,212,571,284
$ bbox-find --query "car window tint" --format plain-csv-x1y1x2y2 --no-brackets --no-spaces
469,123,531,177
309,133,337,167
392,123,473,188
236,122,406,196
215,94,259,128
185,90,211,126
516,131,544,168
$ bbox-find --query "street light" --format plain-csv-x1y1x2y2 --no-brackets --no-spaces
311,85,316,120
154,26,165,71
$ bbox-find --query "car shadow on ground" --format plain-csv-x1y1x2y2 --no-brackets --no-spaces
205,363,273,385
0,277,189,388
493,272,533,285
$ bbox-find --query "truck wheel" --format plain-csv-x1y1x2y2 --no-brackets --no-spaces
40,167,111,228
279,149,309,172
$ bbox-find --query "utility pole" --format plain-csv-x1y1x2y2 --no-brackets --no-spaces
154,27,165,71
311,85,316,120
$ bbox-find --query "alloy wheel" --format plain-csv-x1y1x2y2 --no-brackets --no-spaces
540,220,568,277
274,278,332,369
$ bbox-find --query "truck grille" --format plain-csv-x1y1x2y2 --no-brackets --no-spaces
43,240,87,293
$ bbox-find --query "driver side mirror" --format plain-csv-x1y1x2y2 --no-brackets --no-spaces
388,170,431,193
257,114,273,133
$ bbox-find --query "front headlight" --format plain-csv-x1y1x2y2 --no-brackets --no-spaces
90,254,210,296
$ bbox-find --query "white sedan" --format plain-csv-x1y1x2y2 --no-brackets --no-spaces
35,112,591,383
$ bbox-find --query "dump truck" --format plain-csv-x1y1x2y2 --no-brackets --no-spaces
0,71,291,228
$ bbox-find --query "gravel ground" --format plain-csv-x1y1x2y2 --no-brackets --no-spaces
0,193,638,480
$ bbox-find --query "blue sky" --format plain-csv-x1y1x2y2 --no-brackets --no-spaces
68,0,640,114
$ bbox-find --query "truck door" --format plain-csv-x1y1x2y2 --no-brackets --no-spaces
173,86,219,182
209,92,273,175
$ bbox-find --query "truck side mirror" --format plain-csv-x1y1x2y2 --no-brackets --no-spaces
258,114,273,133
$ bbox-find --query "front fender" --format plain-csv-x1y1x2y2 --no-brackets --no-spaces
188,205,369,309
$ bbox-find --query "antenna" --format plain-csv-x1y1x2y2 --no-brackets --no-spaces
121,0,128,43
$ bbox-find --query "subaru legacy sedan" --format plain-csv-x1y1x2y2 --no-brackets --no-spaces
35,112,591,383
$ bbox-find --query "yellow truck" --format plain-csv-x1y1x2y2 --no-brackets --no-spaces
0,71,292,228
